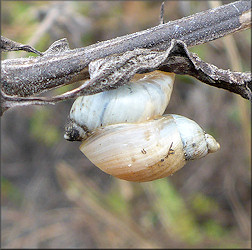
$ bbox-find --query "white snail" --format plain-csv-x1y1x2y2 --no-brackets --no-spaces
64,70,220,182
64,71,175,141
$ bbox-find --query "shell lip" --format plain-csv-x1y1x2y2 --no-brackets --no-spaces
64,118,89,141
64,127,83,141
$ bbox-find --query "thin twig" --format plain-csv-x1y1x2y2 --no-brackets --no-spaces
159,1,165,25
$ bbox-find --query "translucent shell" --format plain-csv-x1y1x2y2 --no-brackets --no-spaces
65,71,175,141
80,115,220,182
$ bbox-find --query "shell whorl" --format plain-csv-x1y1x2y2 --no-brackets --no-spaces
172,115,220,160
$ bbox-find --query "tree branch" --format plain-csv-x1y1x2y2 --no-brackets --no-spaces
1,1,251,115
1,36,43,55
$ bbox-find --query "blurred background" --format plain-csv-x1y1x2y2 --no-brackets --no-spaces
1,1,251,248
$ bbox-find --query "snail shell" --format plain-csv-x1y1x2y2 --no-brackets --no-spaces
64,71,175,141
65,70,220,182
79,114,220,182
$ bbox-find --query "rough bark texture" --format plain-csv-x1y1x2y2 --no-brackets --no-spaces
0,0,251,115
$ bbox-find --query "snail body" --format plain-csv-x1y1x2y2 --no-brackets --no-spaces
79,115,219,182
64,71,175,141
64,70,220,182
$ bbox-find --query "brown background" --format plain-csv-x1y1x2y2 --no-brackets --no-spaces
1,1,251,248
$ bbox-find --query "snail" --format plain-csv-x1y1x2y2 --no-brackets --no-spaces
64,71,175,141
64,70,220,182
79,115,219,182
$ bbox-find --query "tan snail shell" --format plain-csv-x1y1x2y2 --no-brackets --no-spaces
79,115,219,182
64,70,220,182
